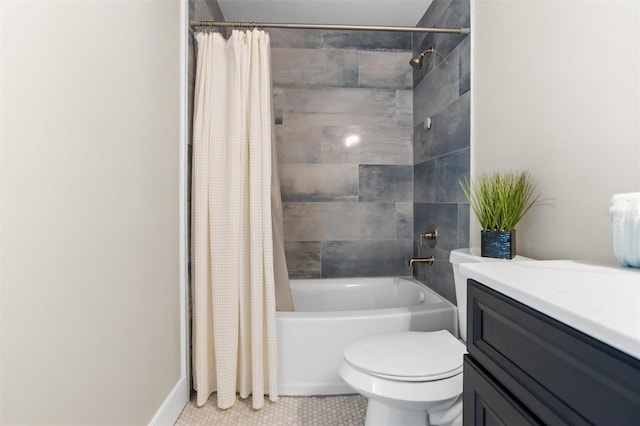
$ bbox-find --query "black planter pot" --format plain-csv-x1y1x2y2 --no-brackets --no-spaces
481,230,516,259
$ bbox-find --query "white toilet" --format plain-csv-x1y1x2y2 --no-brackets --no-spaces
339,248,532,426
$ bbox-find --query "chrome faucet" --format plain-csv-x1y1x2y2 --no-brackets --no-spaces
409,256,435,266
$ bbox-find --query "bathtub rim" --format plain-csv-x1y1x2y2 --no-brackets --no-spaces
279,275,455,317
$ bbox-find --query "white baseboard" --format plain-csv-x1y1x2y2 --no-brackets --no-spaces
149,375,189,426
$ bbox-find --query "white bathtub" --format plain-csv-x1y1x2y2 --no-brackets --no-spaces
276,276,457,395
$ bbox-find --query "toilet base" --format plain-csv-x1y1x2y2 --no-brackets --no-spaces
365,399,427,426
363,397,462,426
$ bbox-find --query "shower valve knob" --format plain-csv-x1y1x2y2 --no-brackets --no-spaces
420,224,438,248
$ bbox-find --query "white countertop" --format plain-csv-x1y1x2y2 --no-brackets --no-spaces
460,260,640,360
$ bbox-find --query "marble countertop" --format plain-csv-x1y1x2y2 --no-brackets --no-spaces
460,260,640,359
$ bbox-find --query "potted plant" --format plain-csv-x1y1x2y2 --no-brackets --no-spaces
459,171,541,259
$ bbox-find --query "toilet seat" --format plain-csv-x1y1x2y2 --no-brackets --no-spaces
343,331,466,382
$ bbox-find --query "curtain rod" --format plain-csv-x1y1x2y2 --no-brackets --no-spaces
190,20,470,35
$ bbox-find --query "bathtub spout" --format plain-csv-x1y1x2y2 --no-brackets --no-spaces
409,256,435,267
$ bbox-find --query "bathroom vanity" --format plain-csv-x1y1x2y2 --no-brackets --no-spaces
459,261,640,425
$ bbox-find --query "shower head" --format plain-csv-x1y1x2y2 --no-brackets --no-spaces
409,47,435,69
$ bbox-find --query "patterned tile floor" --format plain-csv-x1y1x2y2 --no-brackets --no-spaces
175,393,367,426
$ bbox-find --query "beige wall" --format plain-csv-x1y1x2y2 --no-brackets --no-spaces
471,0,640,262
1,1,183,424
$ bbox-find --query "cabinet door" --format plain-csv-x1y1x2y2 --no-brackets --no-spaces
464,356,541,426
467,280,640,425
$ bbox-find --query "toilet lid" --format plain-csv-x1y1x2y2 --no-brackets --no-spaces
343,330,466,382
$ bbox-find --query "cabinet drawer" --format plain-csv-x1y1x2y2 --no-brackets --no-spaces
464,355,541,426
468,280,640,425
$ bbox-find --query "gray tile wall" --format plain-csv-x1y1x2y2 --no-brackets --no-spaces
187,5,470,288
412,0,471,304
271,29,414,279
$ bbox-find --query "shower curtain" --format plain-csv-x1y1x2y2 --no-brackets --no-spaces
191,29,293,410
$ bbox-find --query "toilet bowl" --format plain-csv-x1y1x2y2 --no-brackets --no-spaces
339,248,533,426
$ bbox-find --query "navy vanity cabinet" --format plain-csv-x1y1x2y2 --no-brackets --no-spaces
463,280,640,425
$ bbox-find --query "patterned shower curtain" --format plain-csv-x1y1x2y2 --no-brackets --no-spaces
191,29,292,410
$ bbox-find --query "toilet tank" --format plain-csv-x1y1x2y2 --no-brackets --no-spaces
450,248,534,342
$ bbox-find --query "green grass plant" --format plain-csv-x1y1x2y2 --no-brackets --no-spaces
459,171,540,231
